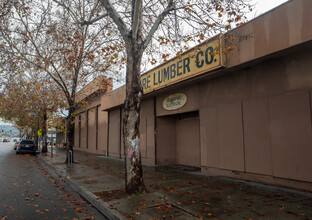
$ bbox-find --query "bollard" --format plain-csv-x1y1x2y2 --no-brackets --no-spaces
51,142,53,158
68,150,73,168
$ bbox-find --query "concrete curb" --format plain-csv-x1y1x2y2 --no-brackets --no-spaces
37,157,126,220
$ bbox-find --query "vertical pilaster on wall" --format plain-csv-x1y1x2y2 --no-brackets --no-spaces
241,102,246,173
310,91,312,127
107,111,110,157
120,107,122,159
86,110,89,149
217,103,245,171
95,106,99,150
269,92,312,182
267,98,274,177
243,98,273,176
154,97,157,165
78,115,81,148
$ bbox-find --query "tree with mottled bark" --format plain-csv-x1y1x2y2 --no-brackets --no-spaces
78,0,252,194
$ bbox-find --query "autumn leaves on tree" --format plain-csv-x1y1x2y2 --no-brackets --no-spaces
83,0,251,194
0,0,119,161
0,0,251,194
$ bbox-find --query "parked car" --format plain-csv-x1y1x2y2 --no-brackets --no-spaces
13,139,18,142
2,138,9,142
16,140,37,155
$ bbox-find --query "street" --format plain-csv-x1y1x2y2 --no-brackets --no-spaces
0,142,104,219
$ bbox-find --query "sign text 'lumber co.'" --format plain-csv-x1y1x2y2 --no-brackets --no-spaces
141,36,226,93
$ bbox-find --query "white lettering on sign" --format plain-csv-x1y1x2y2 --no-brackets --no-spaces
163,93,187,111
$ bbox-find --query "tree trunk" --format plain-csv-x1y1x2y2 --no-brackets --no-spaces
123,43,145,194
41,109,48,153
65,105,75,163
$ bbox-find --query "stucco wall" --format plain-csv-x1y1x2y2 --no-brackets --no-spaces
71,0,312,191
176,115,200,167
87,108,96,151
80,112,87,149
98,109,108,155
105,99,156,163
199,47,312,183
108,108,121,158
156,116,176,165
156,85,199,117
225,0,312,69
74,115,80,148
73,97,109,155
139,98,156,164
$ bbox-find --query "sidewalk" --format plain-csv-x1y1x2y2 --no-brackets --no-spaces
38,147,312,220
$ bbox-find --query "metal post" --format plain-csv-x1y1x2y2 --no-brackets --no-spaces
37,120,39,147
68,150,73,168
51,137,53,158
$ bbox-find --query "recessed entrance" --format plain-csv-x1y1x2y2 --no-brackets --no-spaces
176,112,200,167
156,111,200,167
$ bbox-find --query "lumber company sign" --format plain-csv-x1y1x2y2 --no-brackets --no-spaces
141,35,226,93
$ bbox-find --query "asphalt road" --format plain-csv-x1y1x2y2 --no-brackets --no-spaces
0,142,105,219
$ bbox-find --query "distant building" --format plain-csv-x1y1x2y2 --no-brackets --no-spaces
72,0,312,192
57,76,113,148
0,125,20,136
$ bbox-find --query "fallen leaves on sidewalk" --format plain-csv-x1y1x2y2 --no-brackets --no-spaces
75,207,83,212
154,203,172,211
94,189,128,202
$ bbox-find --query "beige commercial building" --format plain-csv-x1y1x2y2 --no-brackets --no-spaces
74,0,312,191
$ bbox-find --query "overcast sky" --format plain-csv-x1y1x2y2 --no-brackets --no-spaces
250,0,289,18
0,0,290,126
0,118,12,125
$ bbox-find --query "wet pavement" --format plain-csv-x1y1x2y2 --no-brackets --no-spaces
40,146,312,219
0,143,104,219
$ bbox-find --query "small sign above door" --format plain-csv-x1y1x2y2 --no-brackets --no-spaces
163,93,187,111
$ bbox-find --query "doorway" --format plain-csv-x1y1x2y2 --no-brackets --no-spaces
156,111,201,167
176,112,200,167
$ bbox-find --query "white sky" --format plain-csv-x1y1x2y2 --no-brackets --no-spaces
249,0,289,18
0,0,290,125
0,119,12,125
0,117,13,124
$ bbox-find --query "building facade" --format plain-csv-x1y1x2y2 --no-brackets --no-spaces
74,0,312,191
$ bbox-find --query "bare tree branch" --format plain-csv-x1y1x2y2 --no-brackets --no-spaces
132,0,142,40
80,12,108,25
99,0,130,41
142,0,174,50
53,0,80,23
0,0,13,18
